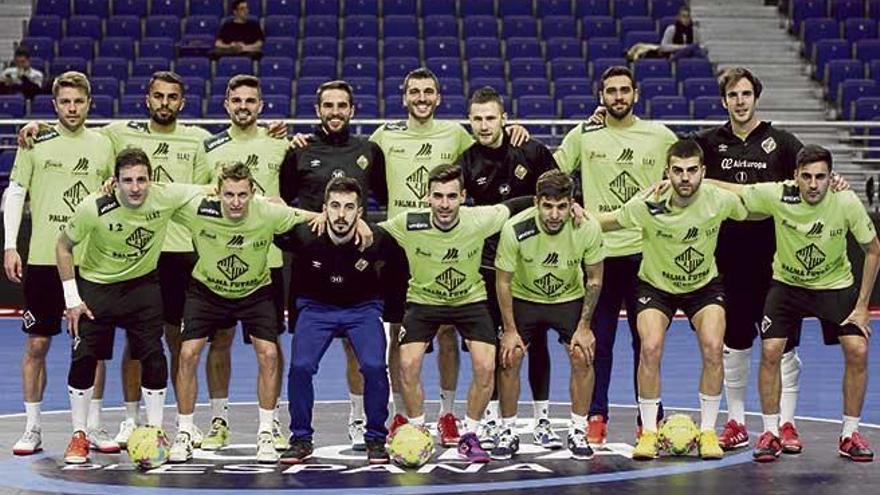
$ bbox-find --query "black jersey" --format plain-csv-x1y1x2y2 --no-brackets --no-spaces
694,121,803,285
280,126,387,212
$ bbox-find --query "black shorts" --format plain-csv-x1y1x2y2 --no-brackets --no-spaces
242,267,287,344
382,249,408,325
513,298,583,345
481,267,502,330
761,281,863,345
401,302,497,346
157,251,196,326
636,278,726,324
74,272,165,362
183,280,279,343
21,265,64,336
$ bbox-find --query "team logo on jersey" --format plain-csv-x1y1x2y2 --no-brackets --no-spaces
22,310,36,329
542,252,559,266
72,157,89,174
406,166,430,199
760,315,772,334
435,266,466,292
355,258,369,271
616,148,634,163
761,137,777,154
441,248,459,262
674,247,705,274
682,227,699,242
806,221,824,238
717,144,728,152
226,235,245,248
415,143,433,158
533,272,564,296
514,164,528,180
498,184,511,196
735,171,748,183
125,227,155,252
152,166,174,183
331,169,346,179
357,155,369,170
218,254,250,281
609,171,640,204
310,159,322,168
153,142,169,157
638,296,652,305
62,181,90,212
795,243,826,271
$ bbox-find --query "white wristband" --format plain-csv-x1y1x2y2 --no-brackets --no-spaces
62,279,83,309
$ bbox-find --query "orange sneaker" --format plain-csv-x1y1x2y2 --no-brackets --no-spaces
779,422,803,454
389,414,408,436
719,419,749,450
64,431,90,464
587,415,607,445
437,413,461,447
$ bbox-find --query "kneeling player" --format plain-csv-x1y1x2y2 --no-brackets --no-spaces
599,139,749,460
493,170,604,460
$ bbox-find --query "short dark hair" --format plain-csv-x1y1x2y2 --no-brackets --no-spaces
324,176,363,203
216,161,254,189
226,74,261,98
115,147,152,178
231,0,247,11
666,138,704,167
148,71,185,95
718,67,763,99
13,46,29,59
403,67,440,94
468,86,505,112
316,80,355,106
535,170,574,200
427,163,464,190
796,144,833,172
599,66,637,93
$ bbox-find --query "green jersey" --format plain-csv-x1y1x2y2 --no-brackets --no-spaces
615,183,748,294
495,207,605,304
370,119,473,218
9,124,113,265
173,195,308,299
100,120,212,253
197,125,288,268
65,183,203,284
381,205,509,306
741,182,877,289
554,119,677,257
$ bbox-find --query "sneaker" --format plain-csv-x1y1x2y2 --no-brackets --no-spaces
478,420,501,450
366,439,390,464
719,419,749,450
191,425,203,449
88,428,121,453
12,427,42,455
280,439,314,465
273,419,289,451
115,418,137,448
779,422,803,454
168,431,193,463
389,414,408,436
839,432,874,462
457,432,490,463
348,419,367,451
201,417,230,451
533,419,563,449
632,430,659,460
256,431,280,463
490,428,519,460
752,431,782,462
437,413,461,447
698,430,724,460
64,431,90,464
568,428,594,460
587,415,607,445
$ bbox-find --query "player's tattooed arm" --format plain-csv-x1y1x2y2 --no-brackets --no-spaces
570,261,603,363
56,232,93,339
496,269,526,369
844,237,880,338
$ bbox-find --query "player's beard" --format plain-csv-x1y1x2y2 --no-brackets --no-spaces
232,110,257,129
329,219,356,239
150,105,177,126
322,114,349,134
606,99,634,120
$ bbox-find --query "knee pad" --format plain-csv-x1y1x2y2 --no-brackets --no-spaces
723,345,751,389
67,355,98,390
780,350,802,393
139,351,168,390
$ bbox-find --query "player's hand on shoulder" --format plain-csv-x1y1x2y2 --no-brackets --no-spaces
3,249,22,283
354,219,374,251
649,179,671,200
506,124,531,147
571,201,587,228
98,177,117,196
309,211,328,236
266,121,289,139
830,172,850,192
588,105,607,125
16,121,43,150
289,132,313,149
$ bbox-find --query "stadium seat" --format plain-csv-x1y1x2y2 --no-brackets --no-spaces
509,58,548,80
682,77,718,99
469,76,508,96
106,16,142,38
383,79,404,100
463,16,499,39
516,95,556,118
503,16,539,39
813,40,851,81
824,59,865,101
500,0,533,16
547,37,583,59
424,37,460,58
382,95,406,118
261,95,291,118
870,0,880,18
132,57,170,77
344,38,378,59
650,95,688,118
29,94,55,116
384,56,420,79
832,0,865,21
615,0,650,17
469,58,505,79
67,16,102,39
423,15,458,38
555,78,592,99
652,0,687,19
182,76,206,97
98,37,134,59
349,77,378,98
582,16,617,38
184,16,220,37
298,57,337,78
138,37,173,59
576,0,611,17
384,15,418,38
353,95,378,117
460,0,494,16
839,79,879,115
692,95,728,119
384,37,419,58
855,39,880,64
440,77,464,96
344,0,378,15
512,78,551,98
216,57,254,77
145,16,181,41
209,77,230,97
124,77,150,96
179,95,201,118
383,0,417,16
119,94,144,117
263,37,297,57
852,95,880,119
296,77,328,99
91,57,128,79
303,0,340,16
436,95,466,117
301,37,339,59
803,18,839,52
74,0,109,17
0,96,26,117
150,0,185,16
206,94,227,117
344,15,378,38
28,16,61,39
189,0,223,16
89,95,114,117
342,58,379,79
175,57,211,78
789,0,829,33
623,30,661,48
587,38,623,60
426,57,464,78
675,57,714,81
551,58,589,79
50,56,88,74
634,59,673,81
35,0,71,17
113,0,147,17
538,0,572,17
265,16,299,38
640,77,678,99
619,16,656,36
592,57,628,79
59,37,94,59
506,38,543,59
561,95,599,118
844,18,878,44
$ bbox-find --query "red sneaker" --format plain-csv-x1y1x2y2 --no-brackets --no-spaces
437,413,461,447
752,431,781,463
389,414,408,436
779,422,803,454
587,415,607,445
839,432,874,462
719,419,749,450
64,431,90,465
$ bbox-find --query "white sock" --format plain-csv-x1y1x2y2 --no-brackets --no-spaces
723,346,750,424
142,387,166,427
699,393,722,432
779,350,802,426
842,415,860,439
392,393,405,417
571,412,588,431
258,408,274,434
24,402,41,431
177,413,194,435
87,399,102,430
484,400,500,422
349,393,365,422
763,414,780,436
463,416,479,434
502,415,517,430
638,397,660,433
124,401,140,423
211,397,229,421
274,402,282,421
439,389,456,417
533,400,550,422
408,414,425,426
68,386,94,433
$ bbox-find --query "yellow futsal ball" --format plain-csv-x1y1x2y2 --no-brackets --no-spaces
659,414,700,456
388,423,435,468
126,425,170,470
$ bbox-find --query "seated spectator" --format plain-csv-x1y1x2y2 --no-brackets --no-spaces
0,47,44,99
660,6,707,60
214,0,264,59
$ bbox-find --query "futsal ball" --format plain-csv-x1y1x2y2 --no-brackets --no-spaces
658,414,700,456
388,424,434,468
126,425,170,470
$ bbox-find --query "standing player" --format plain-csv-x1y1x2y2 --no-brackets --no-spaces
280,80,387,451
3,71,115,455
554,66,677,443
598,139,748,460
493,170,604,460
455,86,559,448
706,145,879,462
56,148,203,464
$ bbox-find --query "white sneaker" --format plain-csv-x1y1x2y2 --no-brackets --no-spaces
256,431,279,463
478,419,501,450
272,419,289,451
12,427,42,455
115,418,138,448
532,419,563,449
348,419,366,451
168,431,193,463
191,424,203,449
88,428,121,453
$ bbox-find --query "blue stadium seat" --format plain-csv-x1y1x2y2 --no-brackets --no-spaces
298,57,337,78
182,76,206,97
692,95,727,119
354,95,378,117
383,78,404,100
844,18,878,44
59,37,94,59
124,77,150,96
465,38,501,59
801,18,839,56
175,57,210,78
427,57,464,78
587,37,623,59
345,15,378,38
440,77,464,96
542,16,578,39
682,77,718,99
870,0,880,18
90,94,114,117
189,0,223,16
265,16,299,38
383,0,416,15
383,95,407,118
856,38,880,64
470,77,508,97
263,37,297,57
244,0,263,17
342,57,379,79
74,0,109,17
469,58,505,79
29,94,55,116
50,56,88,74
509,58,548,80
460,0,494,16
118,95,144,117
634,59,672,81
462,16,499,39
614,0,650,17
576,0,611,16
179,95,201,118
344,37,378,59
150,0,185,16
0,96,26,117
561,95,599,117
113,0,147,17
619,16,656,36
106,16,142,38
303,0,340,16
582,16,617,38
832,0,865,20
301,37,339,59
384,37,419,58
19,37,55,61
424,37,460,58
184,16,220,37
206,95,227,117
824,59,865,101
652,0,687,18
436,95,466,117
349,77,378,98
91,57,128,79
839,79,878,115
344,0,378,15
423,15,458,38
649,95,689,118
640,77,678,98
29,16,62,39
591,57,628,79
813,39,852,81
503,16,539,39
506,38,542,59
265,0,300,16
538,0,572,17
790,0,829,33
556,78,592,98
516,95,556,118
500,0,533,17
675,57,714,81
132,57,170,77
66,16,102,39
261,95,292,118
547,37,583,59
145,16,181,41
624,30,661,48
852,95,880,119
421,0,455,16
139,38,174,59
296,77,327,99
216,57,254,77
512,78,551,98
99,37,135,59
35,0,71,17
384,15,418,38
384,56,420,79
